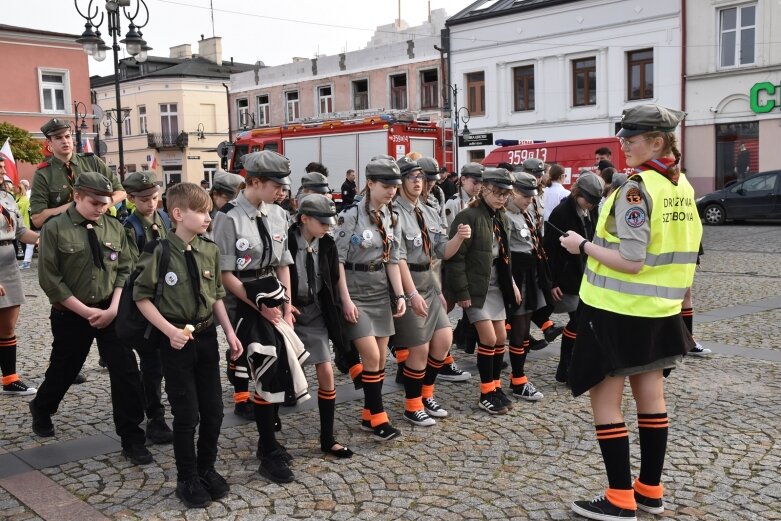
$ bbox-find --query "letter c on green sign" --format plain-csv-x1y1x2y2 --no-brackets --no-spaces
750,82,777,113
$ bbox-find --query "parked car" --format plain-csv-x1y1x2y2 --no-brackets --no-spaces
696,170,781,225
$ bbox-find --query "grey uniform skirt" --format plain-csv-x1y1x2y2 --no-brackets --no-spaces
392,270,450,347
294,302,331,365
466,265,506,323
0,245,25,309
345,268,394,340
514,277,547,315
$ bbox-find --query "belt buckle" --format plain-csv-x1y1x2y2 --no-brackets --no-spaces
368,262,378,272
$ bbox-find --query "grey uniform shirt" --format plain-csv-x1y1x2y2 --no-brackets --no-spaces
293,229,322,298
609,178,652,262
212,190,293,273
444,189,471,228
505,200,534,254
394,196,448,264
0,191,26,242
334,203,399,265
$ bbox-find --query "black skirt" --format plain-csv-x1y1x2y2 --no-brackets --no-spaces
569,303,693,397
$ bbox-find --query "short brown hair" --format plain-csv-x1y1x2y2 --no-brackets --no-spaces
548,164,565,182
166,182,211,213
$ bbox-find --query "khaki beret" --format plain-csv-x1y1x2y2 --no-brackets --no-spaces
482,168,513,190
617,104,685,138
417,157,441,180
211,170,244,195
74,171,113,204
243,150,291,186
123,171,160,197
574,172,604,205
512,172,538,196
300,172,330,194
365,158,402,185
298,193,337,225
460,162,484,179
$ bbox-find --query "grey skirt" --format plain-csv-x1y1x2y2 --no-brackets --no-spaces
0,245,25,309
514,277,547,315
344,268,394,340
294,302,331,365
392,271,450,347
466,266,506,323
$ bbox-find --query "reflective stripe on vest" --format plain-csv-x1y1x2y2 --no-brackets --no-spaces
579,169,703,318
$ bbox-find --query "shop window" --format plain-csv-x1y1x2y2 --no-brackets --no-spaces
715,121,758,188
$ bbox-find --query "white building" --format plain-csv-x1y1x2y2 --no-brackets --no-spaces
445,0,682,167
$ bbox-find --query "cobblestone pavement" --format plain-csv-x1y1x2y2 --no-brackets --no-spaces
1,224,780,520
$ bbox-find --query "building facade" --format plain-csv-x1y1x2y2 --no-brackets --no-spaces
0,24,92,181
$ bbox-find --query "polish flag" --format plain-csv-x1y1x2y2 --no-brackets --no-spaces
0,138,19,186
147,154,158,170
83,137,93,154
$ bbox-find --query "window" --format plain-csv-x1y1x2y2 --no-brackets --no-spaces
715,121,758,188
124,110,132,136
739,173,777,193
353,79,369,110
39,70,67,113
390,74,407,110
512,65,535,111
160,103,178,138
236,98,250,128
420,69,439,110
627,49,653,100
256,95,270,126
466,72,485,116
138,105,147,134
318,86,333,114
720,4,756,68
104,121,113,138
285,91,300,122
468,150,486,162
572,57,596,106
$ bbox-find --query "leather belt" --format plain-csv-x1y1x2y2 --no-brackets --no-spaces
344,262,385,273
0,240,13,246
407,263,431,272
167,316,214,334
235,267,275,280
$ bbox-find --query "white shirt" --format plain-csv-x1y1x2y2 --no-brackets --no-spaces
543,182,570,221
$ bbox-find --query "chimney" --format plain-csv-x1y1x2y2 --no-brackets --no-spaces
198,36,222,64
169,44,192,59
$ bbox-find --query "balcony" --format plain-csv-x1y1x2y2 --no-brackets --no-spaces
147,131,189,150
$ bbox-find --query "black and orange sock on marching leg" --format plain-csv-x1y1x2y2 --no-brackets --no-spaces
0,336,18,381
252,395,278,457
349,362,364,390
476,342,495,397
595,422,635,510
636,412,669,498
403,366,425,413
492,344,505,390
681,307,694,335
395,347,409,384
317,388,337,448
557,328,576,383
422,355,444,400
508,342,528,387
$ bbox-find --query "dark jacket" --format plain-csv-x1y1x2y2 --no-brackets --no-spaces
543,196,598,295
444,200,514,309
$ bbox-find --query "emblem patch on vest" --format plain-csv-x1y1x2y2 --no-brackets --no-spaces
625,187,643,205
624,207,646,228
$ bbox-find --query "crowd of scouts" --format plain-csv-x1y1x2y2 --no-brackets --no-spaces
0,103,704,521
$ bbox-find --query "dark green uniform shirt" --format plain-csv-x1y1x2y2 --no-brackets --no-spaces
124,211,169,265
38,205,132,305
30,154,121,216
132,232,225,323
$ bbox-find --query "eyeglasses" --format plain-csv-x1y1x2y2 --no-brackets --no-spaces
619,137,648,148
404,174,424,182
483,188,511,199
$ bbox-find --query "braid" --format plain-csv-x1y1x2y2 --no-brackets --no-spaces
365,187,380,225
387,199,397,228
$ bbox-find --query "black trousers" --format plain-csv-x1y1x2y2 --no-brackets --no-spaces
159,325,223,481
138,349,165,420
33,306,145,447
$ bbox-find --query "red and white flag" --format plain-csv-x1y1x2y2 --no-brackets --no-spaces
147,153,158,170
83,137,93,154
0,138,19,186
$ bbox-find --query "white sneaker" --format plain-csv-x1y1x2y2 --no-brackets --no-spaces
438,362,471,382
689,339,712,357
403,409,436,427
511,381,544,401
422,397,448,418
2,379,37,396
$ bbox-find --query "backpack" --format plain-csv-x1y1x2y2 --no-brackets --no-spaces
125,211,172,251
115,239,171,352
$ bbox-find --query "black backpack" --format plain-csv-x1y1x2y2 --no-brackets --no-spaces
115,239,171,351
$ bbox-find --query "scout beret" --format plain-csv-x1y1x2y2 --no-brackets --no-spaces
40,118,71,137
396,156,423,177
365,158,402,185
123,171,160,197
460,162,484,179
522,158,545,176
417,157,441,180
74,171,113,204
575,172,604,205
370,154,395,162
482,167,514,191
211,170,244,196
298,193,337,225
243,150,291,186
300,172,330,194
617,104,685,138
512,172,538,197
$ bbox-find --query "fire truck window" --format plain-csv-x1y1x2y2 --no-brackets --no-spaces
264,143,279,153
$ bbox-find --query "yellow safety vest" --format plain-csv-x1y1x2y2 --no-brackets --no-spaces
580,169,703,318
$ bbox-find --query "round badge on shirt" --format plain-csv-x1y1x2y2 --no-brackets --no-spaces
521,228,530,238
236,238,250,251
362,230,373,241
413,236,422,247
165,272,178,286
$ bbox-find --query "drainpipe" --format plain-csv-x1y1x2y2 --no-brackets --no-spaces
223,82,232,143
680,1,687,168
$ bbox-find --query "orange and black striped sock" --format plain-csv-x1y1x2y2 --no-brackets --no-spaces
476,342,495,394
540,320,554,333
234,391,250,404
510,340,529,386
595,422,632,491
0,336,17,378
362,369,385,416
492,344,505,382
349,362,364,390
422,355,444,399
253,398,277,456
443,352,455,365
403,366,425,412
318,388,336,446
638,412,669,488
681,307,694,335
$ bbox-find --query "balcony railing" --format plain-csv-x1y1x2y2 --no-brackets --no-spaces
147,131,188,150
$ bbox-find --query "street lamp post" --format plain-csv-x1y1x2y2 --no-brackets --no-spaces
73,101,89,154
75,0,151,183
443,84,471,175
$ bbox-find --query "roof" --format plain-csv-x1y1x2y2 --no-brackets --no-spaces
90,55,254,88
0,23,80,40
447,0,578,26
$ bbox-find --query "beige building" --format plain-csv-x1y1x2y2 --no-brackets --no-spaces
92,37,253,186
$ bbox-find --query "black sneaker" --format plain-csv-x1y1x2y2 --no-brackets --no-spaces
634,490,664,514
373,423,402,441
360,419,373,432
234,401,255,421
2,379,37,396
438,362,471,382
199,468,230,500
422,397,448,418
403,409,436,427
528,336,548,351
29,400,54,437
478,393,508,415
256,440,293,463
511,381,544,401
494,388,513,410
176,476,211,508
122,444,154,465
146,416,173,444
258,450,295,483
73,372,87,384
572,494,637,521
544,325,565,343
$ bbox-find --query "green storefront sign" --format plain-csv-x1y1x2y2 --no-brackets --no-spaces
750,82,779,113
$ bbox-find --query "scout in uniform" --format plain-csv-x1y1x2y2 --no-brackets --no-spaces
288,194,353,458
297,171,331,201
28,172,151,465
205,169,244,240
391,157,471,427
134,182,242,509
560,105,702,520
335,157,407,441
121,171,174,444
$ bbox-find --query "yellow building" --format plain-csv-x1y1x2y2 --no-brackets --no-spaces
91,37,254,187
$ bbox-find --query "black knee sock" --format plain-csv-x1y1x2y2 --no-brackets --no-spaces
361,370,384,415
0,336,17,377
595,422,632,490
558,328,576,374
318,388,336,447
492,344,505,385
476,342,495,385
681,308,693,335
423,355,444,387
638,413,669,487
254,402,277,456
403,366,425,412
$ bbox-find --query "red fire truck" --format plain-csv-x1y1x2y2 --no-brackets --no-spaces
482,137,629,188
229,112,453,204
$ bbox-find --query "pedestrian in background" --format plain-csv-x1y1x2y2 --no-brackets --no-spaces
16,178,34,269
341,169,357,207
542,164,570,222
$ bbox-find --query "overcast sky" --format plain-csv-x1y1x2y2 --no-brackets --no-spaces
4,0,476,76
